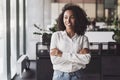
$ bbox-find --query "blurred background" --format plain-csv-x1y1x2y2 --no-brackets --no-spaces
0,0,120,80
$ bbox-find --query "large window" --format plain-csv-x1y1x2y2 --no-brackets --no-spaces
10,0,26,78
19,0,24,56
0,0,7,80
0,0,26,79
10,0,17,78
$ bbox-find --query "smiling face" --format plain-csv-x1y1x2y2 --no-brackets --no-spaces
63,10,75,31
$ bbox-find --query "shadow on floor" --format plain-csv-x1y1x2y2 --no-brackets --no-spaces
12,61,36,80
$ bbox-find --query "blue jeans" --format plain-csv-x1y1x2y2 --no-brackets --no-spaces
52,70,83,80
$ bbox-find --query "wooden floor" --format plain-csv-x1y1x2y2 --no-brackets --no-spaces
13,60,100,80
13,57,120,80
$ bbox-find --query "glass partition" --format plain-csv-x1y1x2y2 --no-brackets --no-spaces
0,0,7,80
10,0,17,78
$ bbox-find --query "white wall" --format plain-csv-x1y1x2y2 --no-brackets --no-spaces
85,31,115,42
26,0,51,60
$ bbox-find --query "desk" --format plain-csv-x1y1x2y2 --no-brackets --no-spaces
36,42,53,80
87,42,120,80
36,42,120,80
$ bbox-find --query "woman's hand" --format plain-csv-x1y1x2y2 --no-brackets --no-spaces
50,48,62,57
79,48,90,54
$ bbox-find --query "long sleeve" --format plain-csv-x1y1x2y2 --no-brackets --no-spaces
50,32,69,65
50,31,91,72
62,52,91,64
61,36,91,64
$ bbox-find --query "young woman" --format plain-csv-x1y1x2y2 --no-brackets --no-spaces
50,3,91,80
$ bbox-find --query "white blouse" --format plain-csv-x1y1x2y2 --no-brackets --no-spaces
50,31,91,72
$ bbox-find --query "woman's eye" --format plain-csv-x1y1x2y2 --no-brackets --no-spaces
64,16,75,19
64,16,68,19
71,16,75,19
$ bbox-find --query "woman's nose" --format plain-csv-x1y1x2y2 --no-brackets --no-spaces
67,18,70,22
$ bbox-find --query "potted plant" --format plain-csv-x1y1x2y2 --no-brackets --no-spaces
112,29,120,43
33,22,57,45
112,16,120,43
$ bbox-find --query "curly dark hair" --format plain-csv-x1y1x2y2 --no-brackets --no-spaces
57,3,89,35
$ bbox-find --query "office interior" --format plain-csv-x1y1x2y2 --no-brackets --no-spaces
0,0,120,80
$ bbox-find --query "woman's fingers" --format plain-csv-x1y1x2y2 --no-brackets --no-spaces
50,48,62,57
79,48,90,54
